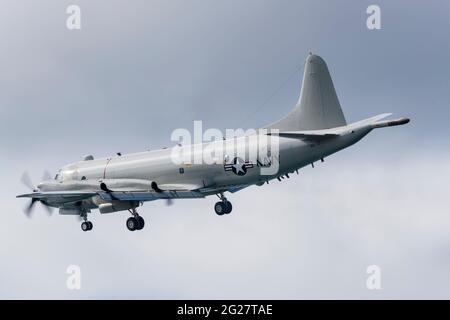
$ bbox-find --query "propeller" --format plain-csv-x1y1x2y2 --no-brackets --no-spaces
42,170,52,181
20,171,54,217
20,171,35,191
24,198,38,217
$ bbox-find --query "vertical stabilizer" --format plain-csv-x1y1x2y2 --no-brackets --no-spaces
266,54,347,131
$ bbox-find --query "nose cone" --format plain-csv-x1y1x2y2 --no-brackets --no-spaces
37,181,52,191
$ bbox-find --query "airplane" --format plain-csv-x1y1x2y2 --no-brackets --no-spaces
17,53,409,232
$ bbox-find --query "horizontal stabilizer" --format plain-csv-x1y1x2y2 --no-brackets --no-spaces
372,117,410,128
348,114,410,129
266,113,410,141
268,131,338,141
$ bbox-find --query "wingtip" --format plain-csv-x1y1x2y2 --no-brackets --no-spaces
16,193,35,198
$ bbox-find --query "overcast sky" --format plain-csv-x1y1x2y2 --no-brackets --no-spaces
1,0,449,299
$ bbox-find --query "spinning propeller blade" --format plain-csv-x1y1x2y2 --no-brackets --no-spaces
20,171,35,191
20,170,54,217
23,198,38,218
42,170,52,181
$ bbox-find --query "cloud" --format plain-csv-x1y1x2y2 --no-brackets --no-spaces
1,0,449,299
2,149,450,299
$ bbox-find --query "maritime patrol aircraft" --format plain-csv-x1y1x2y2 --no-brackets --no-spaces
17,54,409,232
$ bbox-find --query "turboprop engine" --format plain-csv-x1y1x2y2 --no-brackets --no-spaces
98,201,140,214
38,178,157,192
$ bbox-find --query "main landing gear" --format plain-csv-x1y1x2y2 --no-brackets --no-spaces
81,214,93,232
214,194,232,216
126,208,145,231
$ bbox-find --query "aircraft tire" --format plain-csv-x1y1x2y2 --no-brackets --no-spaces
136,216,145,230
127,217,138,231
214,202,225,216
224,201,232,214
81,222,90,232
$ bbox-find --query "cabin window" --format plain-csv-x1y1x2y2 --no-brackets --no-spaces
179,168,184,174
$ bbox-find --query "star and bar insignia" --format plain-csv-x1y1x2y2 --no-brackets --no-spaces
224,157,254,176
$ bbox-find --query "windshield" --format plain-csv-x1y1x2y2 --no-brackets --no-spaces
54,170,62,181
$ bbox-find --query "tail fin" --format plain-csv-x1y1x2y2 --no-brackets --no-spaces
267,53,347,131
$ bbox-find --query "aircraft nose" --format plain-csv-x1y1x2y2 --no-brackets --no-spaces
36,182,44,190
37,180,56,192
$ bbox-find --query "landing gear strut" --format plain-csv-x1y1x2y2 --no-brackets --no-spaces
126,208,145,231
80,214,93,232
214,194,232,216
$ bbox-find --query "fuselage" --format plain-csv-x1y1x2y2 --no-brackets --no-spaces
48,126,371,195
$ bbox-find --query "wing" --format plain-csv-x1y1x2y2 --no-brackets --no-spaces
17,182,206,205
17,191,97,203
198,184,251,195
99,183,205,201
99,190,204,201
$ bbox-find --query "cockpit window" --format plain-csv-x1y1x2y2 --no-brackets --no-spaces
54,169,63,181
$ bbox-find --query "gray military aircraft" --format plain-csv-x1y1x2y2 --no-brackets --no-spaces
17,54,409,232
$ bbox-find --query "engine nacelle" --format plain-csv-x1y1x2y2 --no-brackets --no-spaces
98,201,139,214
59,207,88,215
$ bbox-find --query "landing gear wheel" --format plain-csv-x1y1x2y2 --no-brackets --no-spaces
214,202,226,216
224,201,232,214
81,221,92,232
127,217,139,231
136,216,145,230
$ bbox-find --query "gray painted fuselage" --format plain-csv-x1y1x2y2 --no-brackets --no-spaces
53,126,370,193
